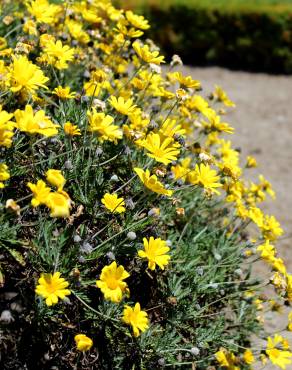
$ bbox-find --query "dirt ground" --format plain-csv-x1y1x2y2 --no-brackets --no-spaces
181,66,292,368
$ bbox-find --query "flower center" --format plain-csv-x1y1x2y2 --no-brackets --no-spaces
107,277,119,290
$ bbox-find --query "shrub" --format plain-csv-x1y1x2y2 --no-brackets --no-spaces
126,0,292,74
0,1,291,369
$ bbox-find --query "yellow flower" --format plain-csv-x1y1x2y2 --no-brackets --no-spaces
66,19,90,44
14,105,59,137
248,206,264,227
266,335,292,369
0,163,10,188
122,302,149,337
261,215,283,241
96,261,130,303
0,37,7,50
138,237,170,270
246,155,257,168
189,164,222,195
27,180,51,207
23,20,38,36
43,40,75,70
134,167,173,197
203,111,234,134
64,121,81,136
117,22,144,38
27,0,61,24
215,349,239,369
259,174,275,199
125,11,150,30
171,157,192,183
133,41,165,65
286,274,292,301
257,240,275,262
53,86,76,99
288,312,292,331
109,96,137,116
169,71,201,89
35,272,71,306
0,109,14,148
87,109,122,143
101,193,126,213
8,55,49,93
46,169,66,190
270,272,286,290
213,85,236,107
138,133,180,165
159,118,186,139
74,334,93,352
5,199,21,215
243,349,255,365
45,191,71,218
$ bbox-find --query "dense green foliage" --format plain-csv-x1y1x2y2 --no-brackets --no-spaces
125,0,292,73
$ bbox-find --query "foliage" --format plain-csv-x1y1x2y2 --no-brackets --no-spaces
124,0,292,74
0,1,291,369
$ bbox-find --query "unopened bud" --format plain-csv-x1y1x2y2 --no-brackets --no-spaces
127,231,137,240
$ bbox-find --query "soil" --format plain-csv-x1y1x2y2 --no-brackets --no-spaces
181,66,292,368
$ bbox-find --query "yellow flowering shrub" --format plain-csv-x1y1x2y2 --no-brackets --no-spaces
0,1,291,369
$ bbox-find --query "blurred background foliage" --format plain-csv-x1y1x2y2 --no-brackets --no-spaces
120,0,292,73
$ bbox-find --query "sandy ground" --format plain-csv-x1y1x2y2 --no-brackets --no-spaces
181,67,292,368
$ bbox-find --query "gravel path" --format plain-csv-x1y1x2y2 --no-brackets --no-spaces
181,67,292,367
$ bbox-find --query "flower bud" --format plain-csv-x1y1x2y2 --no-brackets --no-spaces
190,347,200,356
110,174,119,182
127,231,137,240
74,235,82,243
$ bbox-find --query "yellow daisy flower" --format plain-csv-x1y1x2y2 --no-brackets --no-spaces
122,302,149,337
138,236,170,270
188,163,222,195
101,193,125,213
35,272,71,306
74,334,93,352
27,179,51,207
134,167,173,196
96,261,130,303
63,121,81,136
109,96,137,116
138,132,180,165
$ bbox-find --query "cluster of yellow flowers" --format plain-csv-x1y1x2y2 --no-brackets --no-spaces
0,0,291,367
